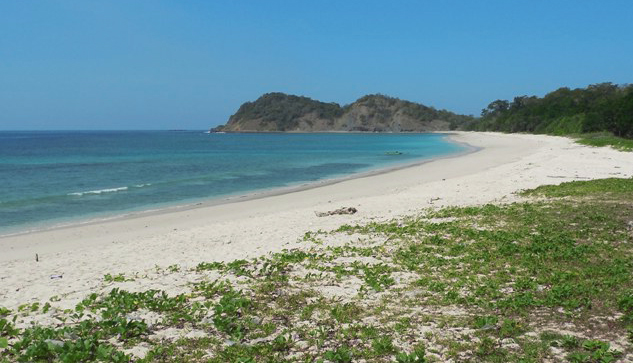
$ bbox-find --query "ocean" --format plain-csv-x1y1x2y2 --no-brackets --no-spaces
0,131,466,235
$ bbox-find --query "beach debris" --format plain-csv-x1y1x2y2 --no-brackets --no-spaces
35,253,39,262
44,339,64,348
315,207,357,217
50,274,63,279
44,339,64,347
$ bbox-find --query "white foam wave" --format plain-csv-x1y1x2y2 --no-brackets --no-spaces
133,183,152,188
68,186,128,196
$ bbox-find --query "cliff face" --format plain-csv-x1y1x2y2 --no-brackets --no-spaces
213,93,474,132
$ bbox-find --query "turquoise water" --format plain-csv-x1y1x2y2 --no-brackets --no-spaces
0,131,466,234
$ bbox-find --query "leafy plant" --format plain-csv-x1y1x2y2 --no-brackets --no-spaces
362,263,395,291
472,315,498,329
371,335,395,355
104,273,132,283
323,345,353,363
329,303,362,324
396,344,427,363
213,290,251,339
562,335,581,349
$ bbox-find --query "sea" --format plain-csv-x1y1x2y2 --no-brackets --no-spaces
0,131,467,235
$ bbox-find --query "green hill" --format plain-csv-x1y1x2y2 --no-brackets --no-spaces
212,93,475,132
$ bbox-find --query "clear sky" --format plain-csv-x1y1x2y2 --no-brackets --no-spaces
1,0,632,130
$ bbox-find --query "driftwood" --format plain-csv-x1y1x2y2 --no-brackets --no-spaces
315,207,357,217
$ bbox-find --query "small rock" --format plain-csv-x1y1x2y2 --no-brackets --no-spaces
501,338,520,350
185,330,207,339
123,344,151,359
501,338,515,345
44,339,64,347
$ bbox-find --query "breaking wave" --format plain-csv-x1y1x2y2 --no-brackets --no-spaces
68,187,129,196
68,183,153,197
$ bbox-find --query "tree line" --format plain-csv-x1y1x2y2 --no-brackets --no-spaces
470,83,633,138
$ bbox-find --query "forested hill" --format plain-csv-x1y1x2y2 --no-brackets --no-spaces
469,83,633,138
212,93,475,132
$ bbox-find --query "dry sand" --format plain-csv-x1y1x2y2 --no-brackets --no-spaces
1,132,632,311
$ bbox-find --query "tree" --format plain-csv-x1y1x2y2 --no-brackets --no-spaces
481,100,510,117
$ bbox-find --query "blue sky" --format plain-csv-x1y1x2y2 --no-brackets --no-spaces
1,0,632,130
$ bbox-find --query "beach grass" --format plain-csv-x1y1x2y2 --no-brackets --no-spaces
1,177,633,362
574,132,633,152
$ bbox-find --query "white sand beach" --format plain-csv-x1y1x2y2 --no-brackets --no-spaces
1,132,632,312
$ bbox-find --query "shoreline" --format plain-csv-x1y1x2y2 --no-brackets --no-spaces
0,133,476,239
1,132,632,311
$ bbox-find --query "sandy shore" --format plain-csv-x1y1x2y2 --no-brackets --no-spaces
1,132,631,310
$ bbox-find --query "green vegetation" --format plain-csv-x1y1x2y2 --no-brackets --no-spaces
521,177,633,197
575,131,633,151
470,83,633,143
2,178,633,361
226,92,344,131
